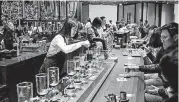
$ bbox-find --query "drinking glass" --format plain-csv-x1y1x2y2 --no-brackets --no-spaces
127,42,133,59
35,73,48,100
79,53,87,67
73,56,81,71
73,56,81,82
67,59,76,88
17,82,33,102
47,67,59,88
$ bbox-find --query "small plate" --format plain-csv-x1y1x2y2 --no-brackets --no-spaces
120,99,129,102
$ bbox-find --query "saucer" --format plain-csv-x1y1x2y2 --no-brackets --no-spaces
120,99,129,102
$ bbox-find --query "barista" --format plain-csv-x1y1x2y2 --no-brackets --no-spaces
39,19,90,76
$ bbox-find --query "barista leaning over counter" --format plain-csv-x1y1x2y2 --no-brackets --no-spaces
39,18,90,74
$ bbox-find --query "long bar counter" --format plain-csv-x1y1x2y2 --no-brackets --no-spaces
32,48,144,102
0,47,145,102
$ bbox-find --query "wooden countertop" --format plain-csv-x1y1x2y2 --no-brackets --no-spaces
91,48,144,102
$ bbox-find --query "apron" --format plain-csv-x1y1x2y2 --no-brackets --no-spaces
39,35,67,78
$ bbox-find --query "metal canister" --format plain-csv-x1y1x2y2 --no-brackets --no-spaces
120,91,127,100
125,68,130,73
108,94,117,102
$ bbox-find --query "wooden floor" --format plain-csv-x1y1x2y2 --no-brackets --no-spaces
92,48,144,102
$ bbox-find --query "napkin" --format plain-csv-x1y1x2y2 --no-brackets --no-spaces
116,77,127,81
122,52,128,56
127,94,135,98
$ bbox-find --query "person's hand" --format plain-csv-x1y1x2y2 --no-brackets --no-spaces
82,40,90,48
96,42,102,48
144,47,151,54
140,49,147,57
148,85,160,93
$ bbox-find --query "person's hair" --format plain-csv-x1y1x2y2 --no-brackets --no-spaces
77,22,83,30
149,25,157,30
159,48,178,93
59,18,78,37
87,18,91,23
148,28,162,48
145,20,148,23
92,17,102,27
116,21,120,24
100,16,106,21
140,19,143,22
160,22,178,37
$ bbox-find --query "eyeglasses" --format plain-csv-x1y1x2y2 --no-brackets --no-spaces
160,23,178,36
160,35,168,41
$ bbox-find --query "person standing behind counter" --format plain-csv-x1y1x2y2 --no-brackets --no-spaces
39,19,90,75
86,17,108,59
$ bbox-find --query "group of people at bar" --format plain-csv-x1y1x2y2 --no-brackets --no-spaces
0,6,178,101
39,12,178,102
131,22,178,102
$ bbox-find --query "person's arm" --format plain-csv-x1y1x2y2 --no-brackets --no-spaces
158,88,169,100
139,64,161,73
56,36,83,54
143,56,152,65
147,85,169,100
146,51,156,62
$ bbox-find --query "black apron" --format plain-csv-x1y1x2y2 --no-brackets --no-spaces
39,35,67,78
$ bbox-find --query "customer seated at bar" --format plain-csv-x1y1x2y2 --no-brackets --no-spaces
159,49,178,102
141,27,163,65
143,25,158,45
140,21,150,39
39,18,90,76
139,22,178,73
139,22,178,102
145,47,178,102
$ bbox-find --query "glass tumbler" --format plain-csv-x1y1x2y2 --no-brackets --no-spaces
17,82,33,102
35,73,48,97
47,67,59,88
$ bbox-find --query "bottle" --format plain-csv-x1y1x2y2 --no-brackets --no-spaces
16,37,20,56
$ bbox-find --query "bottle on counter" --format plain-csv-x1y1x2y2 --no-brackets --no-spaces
15,34,20,56
87,49,93,61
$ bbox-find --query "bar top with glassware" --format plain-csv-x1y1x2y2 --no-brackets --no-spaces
19,47,145,102
92,48,144,102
